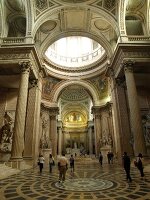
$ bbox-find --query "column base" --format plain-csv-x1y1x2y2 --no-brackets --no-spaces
10,156,23,161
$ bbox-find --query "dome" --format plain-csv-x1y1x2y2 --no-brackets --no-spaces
45,36,105,68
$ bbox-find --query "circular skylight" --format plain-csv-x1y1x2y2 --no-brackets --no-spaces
45,36,105,68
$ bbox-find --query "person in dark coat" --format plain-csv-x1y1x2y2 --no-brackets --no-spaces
99,152,103,166
122,152,132,182
137,153,145,179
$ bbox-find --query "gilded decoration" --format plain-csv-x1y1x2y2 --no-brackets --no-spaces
64,112,87,128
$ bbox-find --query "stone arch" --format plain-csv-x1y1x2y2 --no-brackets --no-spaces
32,6,119,38
51,80,100,106
40,31,112,60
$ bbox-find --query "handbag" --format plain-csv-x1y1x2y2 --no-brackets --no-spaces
134,160,138,167
52,160,55,166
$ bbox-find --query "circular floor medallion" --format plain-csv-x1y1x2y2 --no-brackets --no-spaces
53,178,114,191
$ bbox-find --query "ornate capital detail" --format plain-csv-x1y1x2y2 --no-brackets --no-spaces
19,61,31,73
92,106,101,116
49,107,59,116
123,60,135,73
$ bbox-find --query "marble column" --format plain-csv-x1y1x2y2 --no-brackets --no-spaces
88,121,93,155
49,107,59,157
114,78,133,155
58,125,62,155
0,89,7,127
11,61,31,160
23,79,40,161
92,107,102,156
124,62,147,155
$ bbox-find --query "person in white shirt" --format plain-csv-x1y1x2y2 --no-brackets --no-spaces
38,155,45,174
58,153,68,183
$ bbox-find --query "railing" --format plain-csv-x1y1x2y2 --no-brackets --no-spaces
2,37,25,44
46,46,105,67
128,36,150,41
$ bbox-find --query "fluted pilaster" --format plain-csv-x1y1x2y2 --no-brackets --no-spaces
88,121,93,155
11,61,31,160
23,79,39,160
124,61,147,155
58,125,62,155
49,107,59,157
92,107,102,156
0,90,6,127
115,77,133,155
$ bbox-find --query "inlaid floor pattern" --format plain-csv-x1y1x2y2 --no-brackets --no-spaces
0,158,150,200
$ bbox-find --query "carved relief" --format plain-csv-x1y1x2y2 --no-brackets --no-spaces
142,114,150,146
40,116,51,149
0,54,30,60
0,112,15,153
100,131,113,147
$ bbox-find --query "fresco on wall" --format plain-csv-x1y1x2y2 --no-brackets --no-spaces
42,77,60,100
64,112,86,128
65,112,82,122
90,76,108,99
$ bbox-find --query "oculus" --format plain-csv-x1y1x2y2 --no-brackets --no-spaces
45,36,105,68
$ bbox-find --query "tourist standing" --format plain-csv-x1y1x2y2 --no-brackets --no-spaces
49,154,54,173
122,152,132,182
99,152,103,166
137,153,145,179
69,154,75,172
38,155,45,174
58,153,68,183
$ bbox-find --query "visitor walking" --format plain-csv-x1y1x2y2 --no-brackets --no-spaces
38,154,45,174
49,153,55,173
122,152,132,182
137,153,145,179
107,152,111,164
58,153,68,183
99,152,103,166
69,154,75,172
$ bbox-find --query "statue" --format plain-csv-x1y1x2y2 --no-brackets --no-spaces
74,142,77,149
0,112,14,152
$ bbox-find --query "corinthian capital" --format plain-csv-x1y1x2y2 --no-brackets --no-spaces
123,60,135,73
19,61,32,73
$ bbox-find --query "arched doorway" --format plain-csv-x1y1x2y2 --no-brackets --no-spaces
57,84,94,156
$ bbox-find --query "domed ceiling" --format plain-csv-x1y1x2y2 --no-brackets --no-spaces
60,85,89,102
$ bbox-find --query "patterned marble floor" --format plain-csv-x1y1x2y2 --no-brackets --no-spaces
0,157,150,200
